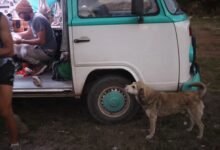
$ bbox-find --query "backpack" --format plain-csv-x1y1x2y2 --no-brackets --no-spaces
52,60,72,81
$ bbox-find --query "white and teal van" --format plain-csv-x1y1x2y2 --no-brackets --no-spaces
13,0,200,123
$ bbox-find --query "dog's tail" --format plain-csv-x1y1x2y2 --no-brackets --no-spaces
189,82,207,98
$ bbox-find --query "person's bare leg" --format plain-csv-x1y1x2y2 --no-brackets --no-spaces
0,85,19,144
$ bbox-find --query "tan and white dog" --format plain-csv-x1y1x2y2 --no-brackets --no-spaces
125,81,206,139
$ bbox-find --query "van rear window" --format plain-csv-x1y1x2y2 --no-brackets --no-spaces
78,0,159,18
163,0,184,15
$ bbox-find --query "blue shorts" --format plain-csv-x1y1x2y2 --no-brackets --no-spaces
0,60,15,86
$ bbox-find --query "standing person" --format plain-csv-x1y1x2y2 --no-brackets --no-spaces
0,12,20,150
14,0,57,75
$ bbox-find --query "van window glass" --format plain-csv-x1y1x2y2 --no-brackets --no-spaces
78,0,159,18
163,0,183,15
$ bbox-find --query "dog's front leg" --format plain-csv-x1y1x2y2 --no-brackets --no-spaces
145,109,157,140
186,110,195,132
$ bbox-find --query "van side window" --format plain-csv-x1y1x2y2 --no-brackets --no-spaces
78,0,159,18
164,0,183,15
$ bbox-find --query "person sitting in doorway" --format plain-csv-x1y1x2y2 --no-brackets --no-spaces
13,0,57,75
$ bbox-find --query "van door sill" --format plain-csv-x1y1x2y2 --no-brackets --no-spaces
13,72,74,98
13,89,74,98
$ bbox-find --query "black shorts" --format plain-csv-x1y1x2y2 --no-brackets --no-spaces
0,60,15,86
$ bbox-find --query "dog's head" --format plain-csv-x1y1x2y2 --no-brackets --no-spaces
125,81,154,105
125,81,152,96
125,82,139,95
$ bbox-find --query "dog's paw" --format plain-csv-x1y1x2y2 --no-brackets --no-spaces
145,134,153,140
197,135,203,139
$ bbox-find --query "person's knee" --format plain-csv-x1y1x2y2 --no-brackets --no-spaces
0,106,13,119
20,45,28,58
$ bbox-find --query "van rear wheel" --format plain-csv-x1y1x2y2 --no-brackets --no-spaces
87,76,138,124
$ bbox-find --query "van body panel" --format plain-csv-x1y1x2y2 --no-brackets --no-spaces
67,0,74,26
72,66,140,96
174,19,191,83
71,23,179,93
70,16,173,26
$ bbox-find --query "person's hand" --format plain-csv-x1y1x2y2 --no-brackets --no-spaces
60,51,69,61
14,39,23,44
12,33,22,44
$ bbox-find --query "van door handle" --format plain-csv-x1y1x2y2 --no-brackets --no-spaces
74,37,90,43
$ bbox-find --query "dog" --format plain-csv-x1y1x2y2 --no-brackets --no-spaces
125,81,206,139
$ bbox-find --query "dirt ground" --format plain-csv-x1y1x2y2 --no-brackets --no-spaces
0,17,220,150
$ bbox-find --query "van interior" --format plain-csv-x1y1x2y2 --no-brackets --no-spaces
0,0,73,97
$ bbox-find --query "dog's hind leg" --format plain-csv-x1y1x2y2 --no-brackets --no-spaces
145,109,157,140
190,104,204,139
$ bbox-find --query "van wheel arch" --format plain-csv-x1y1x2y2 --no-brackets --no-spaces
82,69,136,98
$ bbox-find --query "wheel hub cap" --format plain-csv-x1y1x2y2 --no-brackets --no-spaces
102,91,125,113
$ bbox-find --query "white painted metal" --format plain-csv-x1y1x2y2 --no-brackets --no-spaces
174,19,192,84
70,23,180,94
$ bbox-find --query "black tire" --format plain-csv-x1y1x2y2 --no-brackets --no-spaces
87,75,139,124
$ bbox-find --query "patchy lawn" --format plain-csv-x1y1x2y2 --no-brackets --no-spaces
191,17,220,92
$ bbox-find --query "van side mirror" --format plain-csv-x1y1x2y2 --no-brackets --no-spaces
132,0,144,23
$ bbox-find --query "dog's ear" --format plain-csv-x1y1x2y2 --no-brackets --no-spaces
139,88,144,96
136,81,141,89
138,88,146,105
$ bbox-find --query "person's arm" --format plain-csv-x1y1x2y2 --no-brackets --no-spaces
0,14,14,58
14,30,46,46
17,26,34,39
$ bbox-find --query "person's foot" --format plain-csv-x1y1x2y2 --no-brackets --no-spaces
32,76,42,87
32,64,48,76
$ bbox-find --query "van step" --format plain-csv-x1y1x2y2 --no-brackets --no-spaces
13,89,74,98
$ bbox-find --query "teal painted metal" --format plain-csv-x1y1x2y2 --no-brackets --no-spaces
189,44,194,63
160,0,188,22
102,91,125,113
67,0,74,26
71,16,172,26
181,73,201,92
169,14,188,22
67,0,188,26
69,0,172,26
